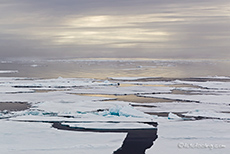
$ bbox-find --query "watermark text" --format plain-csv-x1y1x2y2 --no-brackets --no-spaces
178,142,226,150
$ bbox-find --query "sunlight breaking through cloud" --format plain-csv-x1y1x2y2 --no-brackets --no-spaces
53,15,171,47
0,0,229,59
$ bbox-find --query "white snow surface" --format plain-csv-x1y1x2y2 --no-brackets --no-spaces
200,76,230,79
184,110,230,119
168,112,182,120
108,77,153,80
0,86,34,93
174,80,230,90
147,119,230,154
0,77,95,89
65,122,154,129
71,85,172,95
0,120,126,154
0,70,18,74
1,77,230,154
142,93,230,105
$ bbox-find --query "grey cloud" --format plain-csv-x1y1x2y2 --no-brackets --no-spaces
0,0,230,59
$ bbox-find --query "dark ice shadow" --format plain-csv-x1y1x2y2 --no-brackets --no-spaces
52,122,158,154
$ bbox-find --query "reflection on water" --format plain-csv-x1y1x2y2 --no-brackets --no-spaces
0,59,230,79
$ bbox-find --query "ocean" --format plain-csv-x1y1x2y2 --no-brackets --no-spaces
1,58,230,79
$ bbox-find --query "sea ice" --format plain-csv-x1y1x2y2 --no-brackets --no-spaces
0,86,34,93
0,70,18,74
184,110,230,119
0,120,126,154
1,76,230,154
97,105,154,119
147,119,230,154
64,122,154,129
141,93,230,105
109,77,155,81
168,112,182,120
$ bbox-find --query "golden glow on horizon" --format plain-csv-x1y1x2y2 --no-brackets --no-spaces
51,15,172,47
66,14,184,28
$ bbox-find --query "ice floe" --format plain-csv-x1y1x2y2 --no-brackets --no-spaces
64,122,154,130
141,93,230,105
109,77,152,80
174,80,230,90
0,120,126,154
1,76,230,154
96,105,154,119
71,85,172,95
0,70,18,74
147,119,230,154
0,86,34,93
133,101,230,114
184,110,230,119
168,112,182,120
0,61,13,64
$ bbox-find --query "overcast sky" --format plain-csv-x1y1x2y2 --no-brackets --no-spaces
0,0,229,59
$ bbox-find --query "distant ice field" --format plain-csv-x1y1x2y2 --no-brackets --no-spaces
0,59,230,153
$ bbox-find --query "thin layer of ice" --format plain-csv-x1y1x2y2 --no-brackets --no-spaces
71,85,172,95
65,122,154,129
141,94,230,105
120,81,177,85
199,76,230,79
184,110,230,119
108,77,156,80
10,115,156,123
0,77,118,91
132,102,230,113
0,86,34,93
0,61,12,64
0,70,18,74
174,80,230,90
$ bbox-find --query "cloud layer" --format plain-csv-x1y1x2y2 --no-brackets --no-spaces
0,0,230,59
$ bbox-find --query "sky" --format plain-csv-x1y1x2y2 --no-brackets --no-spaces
0,0,230,59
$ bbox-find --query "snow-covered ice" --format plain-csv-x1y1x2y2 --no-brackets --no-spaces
147,119,230,154
0,77,229,153
109,77,153,81
142,93,230,105
0,70,18,74
0,120,126,154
